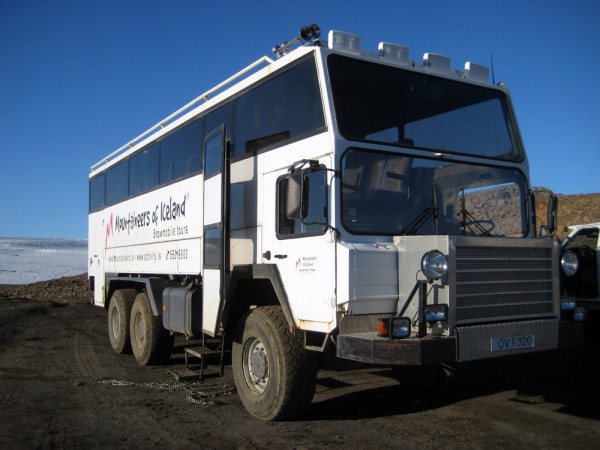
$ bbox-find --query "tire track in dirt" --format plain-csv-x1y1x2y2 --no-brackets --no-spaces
73,331,102,379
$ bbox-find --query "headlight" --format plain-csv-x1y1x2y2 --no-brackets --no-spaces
561,250,579,276
573,307,587,322
560,296,576,311
424,304,448,322
421,250,448,280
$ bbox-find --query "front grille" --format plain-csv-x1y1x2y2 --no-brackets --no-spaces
455,245,555,324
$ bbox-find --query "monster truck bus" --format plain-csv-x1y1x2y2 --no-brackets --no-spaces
89,25,568,420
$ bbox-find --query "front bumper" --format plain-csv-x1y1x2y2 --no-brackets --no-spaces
337,318,560,365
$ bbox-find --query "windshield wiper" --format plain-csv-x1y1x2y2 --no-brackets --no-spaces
458,186,492,236
399,181,439,236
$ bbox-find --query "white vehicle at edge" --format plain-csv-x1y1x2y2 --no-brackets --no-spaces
89,25,571,420
560,223,599,326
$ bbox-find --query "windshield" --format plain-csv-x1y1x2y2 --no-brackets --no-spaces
341,149,528,236
328,55,522,161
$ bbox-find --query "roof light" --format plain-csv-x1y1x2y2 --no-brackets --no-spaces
273,23,321,58
378,42,410,65
423,53,452,75
300,24,320,41
328,30,362,54
464,62,490,83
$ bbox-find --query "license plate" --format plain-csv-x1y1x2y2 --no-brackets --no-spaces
491,334,535,352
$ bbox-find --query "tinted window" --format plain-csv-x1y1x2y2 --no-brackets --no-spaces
160,119,202,183
129,143,159,196
234,57,325,157
205,128,223,178
328,55,520,161
106,160,129,205
89,174,105,212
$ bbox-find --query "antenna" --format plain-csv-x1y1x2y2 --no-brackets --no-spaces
490,53,496,85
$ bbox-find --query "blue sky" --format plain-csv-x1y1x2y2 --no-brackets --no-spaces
1,0,599,238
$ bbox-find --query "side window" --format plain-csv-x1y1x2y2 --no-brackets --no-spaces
277,170,328,238
204,127,224,178
105,160,129,206
234,57,325,157
129,143,159,196
160,119,203,184
89,173,106,212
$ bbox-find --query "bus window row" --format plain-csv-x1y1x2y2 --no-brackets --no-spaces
89,56,325,213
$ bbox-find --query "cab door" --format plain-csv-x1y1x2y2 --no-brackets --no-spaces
262,159,336,331
202,125,228,335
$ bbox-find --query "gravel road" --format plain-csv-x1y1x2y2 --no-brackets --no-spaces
0,294,599,449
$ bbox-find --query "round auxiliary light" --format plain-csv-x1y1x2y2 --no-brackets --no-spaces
300,23,321,41
560,250,579,277
421,250,448,280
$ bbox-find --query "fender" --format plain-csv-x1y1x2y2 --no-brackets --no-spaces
222,264,294,334
105,275,168,316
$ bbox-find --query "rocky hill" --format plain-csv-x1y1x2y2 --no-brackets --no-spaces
553,192,600,240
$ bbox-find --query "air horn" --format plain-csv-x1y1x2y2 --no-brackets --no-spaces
273,24,321,57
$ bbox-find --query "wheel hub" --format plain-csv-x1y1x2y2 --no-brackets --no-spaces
134,311,146,348
247,338,269,393
111,308,120,339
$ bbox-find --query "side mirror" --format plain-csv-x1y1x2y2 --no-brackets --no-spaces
286,172,305,220
548,195,558,235
532,188,558,237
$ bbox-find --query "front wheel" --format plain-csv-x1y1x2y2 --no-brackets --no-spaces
130,292,174,366
232,306,317,420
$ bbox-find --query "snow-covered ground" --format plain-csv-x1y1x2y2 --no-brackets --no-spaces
0,238,87,284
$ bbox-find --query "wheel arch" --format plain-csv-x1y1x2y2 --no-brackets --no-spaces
105,275,168,316
222,264,295,335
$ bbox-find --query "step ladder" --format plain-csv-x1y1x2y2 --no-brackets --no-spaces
168,334,226,381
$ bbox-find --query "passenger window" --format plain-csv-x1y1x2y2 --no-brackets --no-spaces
160,119,202,183
129,143,159,196
234,57,325,157
105,160,129,205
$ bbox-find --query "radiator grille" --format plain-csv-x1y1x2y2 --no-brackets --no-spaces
455,245,555,324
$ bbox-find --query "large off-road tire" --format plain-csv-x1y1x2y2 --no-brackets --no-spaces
129,292,174,366
107,289,137,354
232,306,317,420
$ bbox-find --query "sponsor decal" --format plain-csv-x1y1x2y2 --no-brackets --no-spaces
295,256,317,274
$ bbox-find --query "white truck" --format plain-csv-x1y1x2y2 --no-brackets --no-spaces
89,25,568,420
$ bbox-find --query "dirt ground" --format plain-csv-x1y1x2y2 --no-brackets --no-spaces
1,276,599,449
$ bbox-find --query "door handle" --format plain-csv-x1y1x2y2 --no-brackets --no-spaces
274,254,288,259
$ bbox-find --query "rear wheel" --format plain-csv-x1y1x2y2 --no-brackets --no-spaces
107,289,137,354
232,306,317,420
130,292,173,366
